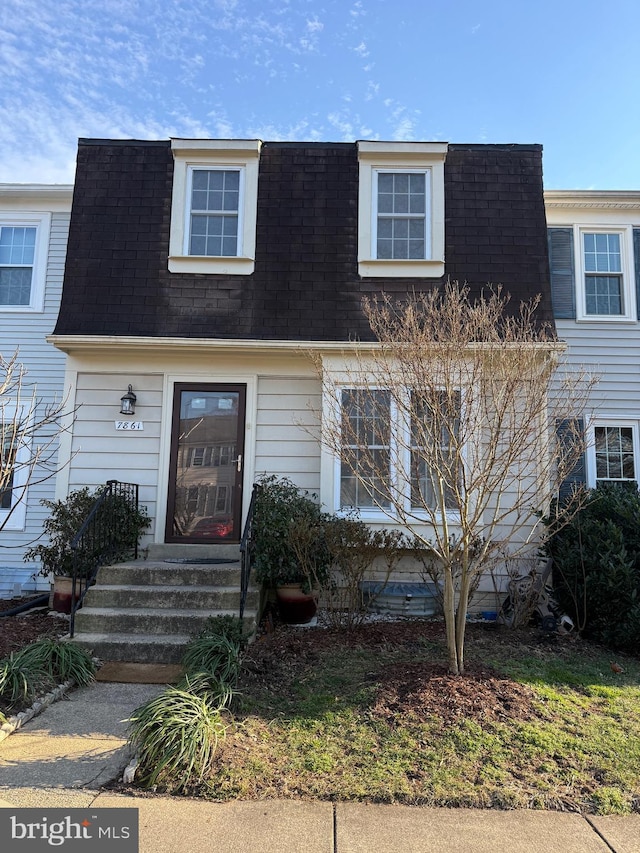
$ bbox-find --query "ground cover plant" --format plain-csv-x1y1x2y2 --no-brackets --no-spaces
127,615,246,793
186,620,640,814
0,597,68,717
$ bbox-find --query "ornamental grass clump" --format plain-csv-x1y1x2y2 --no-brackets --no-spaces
128,687,227,793
15,638,96,687
0,652,42,708
181,634,242,685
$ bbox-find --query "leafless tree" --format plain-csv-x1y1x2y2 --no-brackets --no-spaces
316,282,595,674
0,350,72,534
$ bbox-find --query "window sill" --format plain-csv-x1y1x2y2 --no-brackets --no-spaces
358,258,445,279
575,314,637,324
168,255,255,275
0,305,44,313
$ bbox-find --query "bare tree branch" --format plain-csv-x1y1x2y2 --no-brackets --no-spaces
312,282,596,674
0,349,75,535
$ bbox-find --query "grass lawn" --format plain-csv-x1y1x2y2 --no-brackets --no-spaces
200,621,640,814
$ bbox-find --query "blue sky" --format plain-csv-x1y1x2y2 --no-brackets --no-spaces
2,0,639,189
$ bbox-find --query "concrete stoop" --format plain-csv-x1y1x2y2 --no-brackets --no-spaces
71,546,258,664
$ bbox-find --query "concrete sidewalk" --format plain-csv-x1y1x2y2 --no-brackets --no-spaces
1,681,639,852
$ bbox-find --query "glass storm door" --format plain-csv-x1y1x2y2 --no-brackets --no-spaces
166,384,246,542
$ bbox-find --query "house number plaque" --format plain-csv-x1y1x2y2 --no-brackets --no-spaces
115,421,144,431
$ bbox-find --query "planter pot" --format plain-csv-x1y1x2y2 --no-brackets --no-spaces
52,576,86,614
276,583,318,625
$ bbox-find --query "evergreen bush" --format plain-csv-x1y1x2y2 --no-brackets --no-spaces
548,483,640,651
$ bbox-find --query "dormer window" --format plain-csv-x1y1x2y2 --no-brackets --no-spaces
357,141,447,278
375,171,428,260
188,168,242,258
169,139,261,275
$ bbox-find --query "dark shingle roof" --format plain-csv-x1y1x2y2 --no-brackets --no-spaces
54,139,553,340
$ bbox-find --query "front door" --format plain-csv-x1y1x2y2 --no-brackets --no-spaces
166,384,246,542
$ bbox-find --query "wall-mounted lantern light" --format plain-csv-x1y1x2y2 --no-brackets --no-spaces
119,385,137,416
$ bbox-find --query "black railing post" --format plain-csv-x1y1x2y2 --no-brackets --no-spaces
239,484,259,620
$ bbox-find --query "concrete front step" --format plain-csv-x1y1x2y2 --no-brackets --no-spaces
71,542,259,664
146,543,241,560
85,583,258,611
99,561,242,587
74,606,248,636
72,610,258,664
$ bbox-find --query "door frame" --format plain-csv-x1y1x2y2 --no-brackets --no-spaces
158,382,248,545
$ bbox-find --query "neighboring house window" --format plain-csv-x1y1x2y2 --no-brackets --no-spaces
548,225,637,322
583,232,623,316
169,139,261,275
357,141,447,278
0,214,50,312
337,386,461,515
0,407,29,530
592,424,637,485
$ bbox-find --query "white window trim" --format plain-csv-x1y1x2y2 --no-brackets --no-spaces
0,401,30,531
575,225,636,323
330,383,463,523
357,141,447,279
169,139,261,275
0,212,51,312
586,418,639,488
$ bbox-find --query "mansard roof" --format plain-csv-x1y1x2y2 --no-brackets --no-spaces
54,139,553,340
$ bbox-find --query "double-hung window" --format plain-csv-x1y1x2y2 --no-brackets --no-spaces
357,141,447,278
189,168,241,258
0,214,50,311
376,171,428,260
590,423,637,486
340,389,392,510
410,390,461,511
583,232,624,316
577,228,637,321
169,139,261,275
337,386,461,515
0,406,29,530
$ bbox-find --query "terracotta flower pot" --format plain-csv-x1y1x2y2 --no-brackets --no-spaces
276,583,318,625
52,576,86,614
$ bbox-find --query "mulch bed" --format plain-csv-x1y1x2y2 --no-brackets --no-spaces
241,618,542,726
0,596,68,659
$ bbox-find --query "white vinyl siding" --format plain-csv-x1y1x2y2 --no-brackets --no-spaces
556,319,640,487
68,373,163,534
0,211,70,594
255,376,321,494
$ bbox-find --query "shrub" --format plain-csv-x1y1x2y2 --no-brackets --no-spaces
24,487,150,578
548,483,640,651
195,615,247,647
252,475,329,591
319,516,407,629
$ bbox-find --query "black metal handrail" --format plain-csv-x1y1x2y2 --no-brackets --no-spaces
69,480,140,636
239,483,259,620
